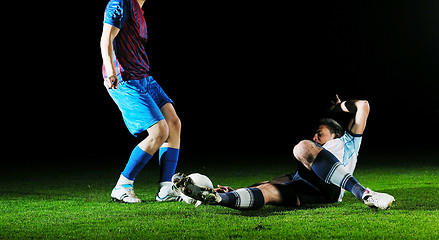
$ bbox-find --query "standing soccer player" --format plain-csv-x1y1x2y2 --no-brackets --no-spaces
100,0,181,203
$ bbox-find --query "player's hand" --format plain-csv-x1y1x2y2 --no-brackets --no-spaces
329,94,342,111
331,94,342,105
104,75,119,89
214,185,235,193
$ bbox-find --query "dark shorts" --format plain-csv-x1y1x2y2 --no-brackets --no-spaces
283,164,341,205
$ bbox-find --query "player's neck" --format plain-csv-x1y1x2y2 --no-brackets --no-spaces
136,0,145,8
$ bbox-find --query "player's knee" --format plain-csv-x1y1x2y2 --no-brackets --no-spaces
293,140,312,160
167,115,181,133
152,120,169,144
293,140,319,166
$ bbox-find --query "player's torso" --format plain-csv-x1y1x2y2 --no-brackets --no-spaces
121,0,147,40
322,132,362,174
114,0,149,79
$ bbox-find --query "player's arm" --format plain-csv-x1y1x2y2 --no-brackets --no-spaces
100,23,120,89
329,94,370,135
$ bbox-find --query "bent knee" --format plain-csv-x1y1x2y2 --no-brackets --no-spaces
167,116,181,132
293,140,321,166
152,120,170,143
293,140,314,159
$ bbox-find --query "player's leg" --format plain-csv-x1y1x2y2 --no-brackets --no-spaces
160,103,181,149
215,187,266,210
287,167,342,205
255,183,300,207
121,120,169,182
142,76,182,201
112,120,169,203
293,140,366,200
173,173,299,210
137,120,170,154
293,140,394,209
108,78,169,203
122,120,169,179
156,103,182,201
206,183,300,209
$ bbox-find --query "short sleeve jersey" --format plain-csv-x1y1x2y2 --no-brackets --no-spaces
103,0,149,81
323,130,362,201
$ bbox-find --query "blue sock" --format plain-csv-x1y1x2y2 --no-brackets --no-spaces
121,146,153,181
311,149,366,201
218,188,265,210
158,147,180,182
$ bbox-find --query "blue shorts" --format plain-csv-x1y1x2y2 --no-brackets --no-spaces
108,76,173,137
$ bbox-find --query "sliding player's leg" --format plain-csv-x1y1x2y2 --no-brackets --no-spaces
173,173,300,210
212,183,299,210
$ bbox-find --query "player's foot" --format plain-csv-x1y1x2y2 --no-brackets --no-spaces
156,179,202,205
156,182,184,202
172,173,221,205
111,184,142,203
362,188,395,210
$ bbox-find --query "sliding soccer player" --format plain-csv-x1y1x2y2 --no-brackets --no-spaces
174,96,395,210
101,0,181,203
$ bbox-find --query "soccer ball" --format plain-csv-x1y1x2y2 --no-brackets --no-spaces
187,173,214,190
171,172,214,205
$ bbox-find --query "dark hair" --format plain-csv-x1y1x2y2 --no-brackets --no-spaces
318,118,343,138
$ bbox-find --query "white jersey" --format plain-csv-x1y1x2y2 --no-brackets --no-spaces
323,131,362,201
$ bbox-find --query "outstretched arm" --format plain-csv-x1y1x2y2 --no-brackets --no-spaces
329,94,370,135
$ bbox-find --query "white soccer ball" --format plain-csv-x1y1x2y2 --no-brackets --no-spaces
188,173,214,189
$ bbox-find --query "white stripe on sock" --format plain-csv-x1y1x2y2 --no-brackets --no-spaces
235,188,252,208
340,174,353,189
327,163,351,188
326,162,341,184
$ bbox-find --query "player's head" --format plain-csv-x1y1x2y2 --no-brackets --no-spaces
313,118,343,145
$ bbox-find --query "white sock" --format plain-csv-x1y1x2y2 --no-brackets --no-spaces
116,174,134,187
157,181,173,198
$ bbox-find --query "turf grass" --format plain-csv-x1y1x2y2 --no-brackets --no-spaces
0,152,438,239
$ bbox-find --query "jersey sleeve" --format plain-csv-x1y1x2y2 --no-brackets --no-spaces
340,130,362,157
103,0,129,29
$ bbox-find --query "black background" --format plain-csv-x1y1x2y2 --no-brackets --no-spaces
7,0,439,164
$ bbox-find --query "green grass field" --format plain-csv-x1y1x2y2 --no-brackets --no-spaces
1,151,438,239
